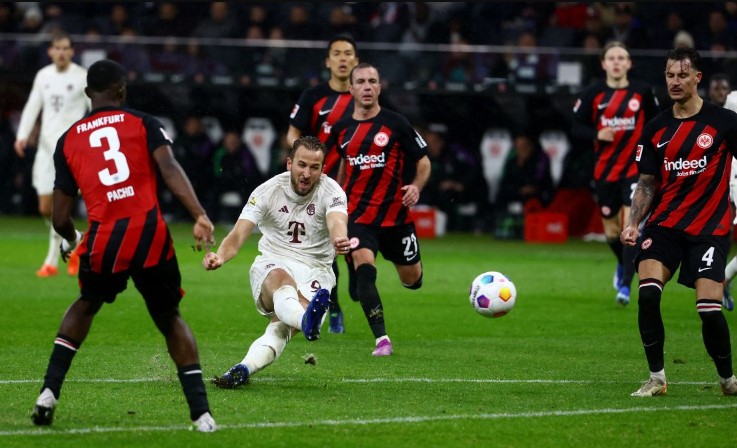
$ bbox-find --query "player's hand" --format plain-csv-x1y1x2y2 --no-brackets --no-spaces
14,139,27,158
401,184,420,207
60,230,84,262
620,225,639,247
333,236,351,255
193,215,215,252
202,251,223,270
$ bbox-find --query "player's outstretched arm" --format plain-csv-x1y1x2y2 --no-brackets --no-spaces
327,211,350,255
203,219,256,270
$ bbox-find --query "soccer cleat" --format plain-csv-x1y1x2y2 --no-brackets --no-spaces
616,285,630,306
631,377,667,397
212,363,250,389
328,310,345,334
723,282,734,312
35,264,59,278
66,249,80,276
31,388,57,425
613,263,623,290
720,375,737,396
190,411,217,432
372,337,393,356
302,288,330,341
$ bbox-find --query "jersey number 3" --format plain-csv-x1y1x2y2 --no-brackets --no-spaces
92,126,130,186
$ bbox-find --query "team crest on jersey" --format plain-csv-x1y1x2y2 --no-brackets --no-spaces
290,104,299,119
322,121,332,135
307,203,316,215
628,98,640,112
697,133,714,149
635,144,643,161
641,238,652,250
374,132,389,147
601,205,611,216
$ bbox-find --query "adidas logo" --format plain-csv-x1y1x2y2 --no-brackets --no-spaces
279,205,289,213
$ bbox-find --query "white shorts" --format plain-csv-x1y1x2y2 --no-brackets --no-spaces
249,255,336,317
32,147,55,196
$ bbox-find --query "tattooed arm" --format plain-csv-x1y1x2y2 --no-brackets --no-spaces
621,174,656,246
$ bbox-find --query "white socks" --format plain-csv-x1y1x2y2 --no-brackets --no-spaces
726,257,737,284
650,369,666,382
241,322,290,375
272,285,304,330
44,223,62,267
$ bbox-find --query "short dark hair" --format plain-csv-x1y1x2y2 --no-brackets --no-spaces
666,47,701,72
710,72,731,85
290,135,326,161
87,59,126,92
327,34,357,57
349,62,379,84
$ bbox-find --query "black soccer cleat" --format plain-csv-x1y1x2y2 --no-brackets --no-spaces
31,388,57,426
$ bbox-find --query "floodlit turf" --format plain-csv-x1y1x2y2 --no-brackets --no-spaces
1,215,736,447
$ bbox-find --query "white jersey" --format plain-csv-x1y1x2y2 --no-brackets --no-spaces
16,62,89,154
240,172,348,269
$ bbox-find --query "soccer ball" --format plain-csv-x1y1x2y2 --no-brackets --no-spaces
469,271,516,318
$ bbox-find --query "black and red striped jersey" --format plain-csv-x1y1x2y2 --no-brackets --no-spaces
289,83,354,178
54,106,175,273
572,79,660,182
636,101,737,236
328,108,428,227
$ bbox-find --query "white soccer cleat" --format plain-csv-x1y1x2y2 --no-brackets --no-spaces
31,387,58,425
191,411,217,432
720,375,737,396
631,377,667,397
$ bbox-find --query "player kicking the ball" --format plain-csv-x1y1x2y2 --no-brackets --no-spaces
203,136,350,388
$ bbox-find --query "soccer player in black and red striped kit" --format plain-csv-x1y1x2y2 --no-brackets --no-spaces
31,60,218,431
287,35,359,334
621,47,737,397
572,41,660,306
328,63,431,356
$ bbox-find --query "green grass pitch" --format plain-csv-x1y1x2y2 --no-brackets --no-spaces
0,215,736,447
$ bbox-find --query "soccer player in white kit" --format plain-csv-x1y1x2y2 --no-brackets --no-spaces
202,136,351,388
14,31,89,277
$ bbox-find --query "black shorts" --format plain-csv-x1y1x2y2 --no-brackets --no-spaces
594,177,637,218
348,222,422,266
78,256,184,312
636,225,730,288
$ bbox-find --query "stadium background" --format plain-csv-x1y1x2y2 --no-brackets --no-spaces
2,2,737,237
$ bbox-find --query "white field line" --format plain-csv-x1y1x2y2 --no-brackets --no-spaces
2,403,737,437
0,377,716,385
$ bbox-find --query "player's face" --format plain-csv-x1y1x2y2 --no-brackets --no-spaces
287,146,325,196
350,67,381,109
665,58,702,102
326,40,358,82
48,38,74,71
601,46,631,81
709,79,731,106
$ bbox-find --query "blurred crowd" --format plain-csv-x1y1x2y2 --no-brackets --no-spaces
4,2,737,84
